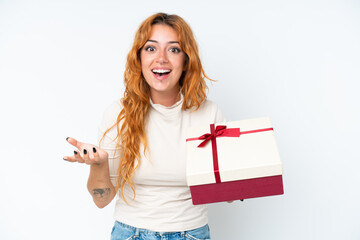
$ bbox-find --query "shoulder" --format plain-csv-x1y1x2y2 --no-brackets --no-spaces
198,99,223,116
199,99,220,111
103,99,122,117
99,99,123,130
189,99,226,123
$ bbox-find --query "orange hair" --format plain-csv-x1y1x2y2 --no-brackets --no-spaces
101,13,212,203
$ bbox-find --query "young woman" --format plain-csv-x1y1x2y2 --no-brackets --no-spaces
64,13,225,240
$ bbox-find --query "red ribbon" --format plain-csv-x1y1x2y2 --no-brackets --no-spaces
186,125,240,148
187,124,274,183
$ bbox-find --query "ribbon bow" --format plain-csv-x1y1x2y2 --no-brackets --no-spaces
186,124,240,183
196,125,240,147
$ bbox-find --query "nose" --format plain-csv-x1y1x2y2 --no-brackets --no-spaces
156,49,169,64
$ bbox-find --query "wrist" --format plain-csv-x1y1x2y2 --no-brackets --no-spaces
90,160,109,170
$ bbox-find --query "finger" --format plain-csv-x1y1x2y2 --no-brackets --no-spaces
63,150,84,163
91,146,103,165
91,147,100,163
63,151,78,163
92,146,98,156
63,156,76,162
74,150,85,163
66,137,83,150
85,147,96,165
82,147,91,164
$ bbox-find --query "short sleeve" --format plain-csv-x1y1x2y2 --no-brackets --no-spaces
98,100,123,186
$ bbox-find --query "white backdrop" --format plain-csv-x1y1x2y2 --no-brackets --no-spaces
1,0,359,239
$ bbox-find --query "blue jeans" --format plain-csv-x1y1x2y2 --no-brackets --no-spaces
111,221,211,240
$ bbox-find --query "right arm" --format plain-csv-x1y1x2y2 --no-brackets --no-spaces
87,160,116,208
64,137,116,208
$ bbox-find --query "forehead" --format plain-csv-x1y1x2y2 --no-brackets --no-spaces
148,24,179,43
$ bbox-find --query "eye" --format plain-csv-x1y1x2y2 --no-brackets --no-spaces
145,46,155,52
169,47,181,53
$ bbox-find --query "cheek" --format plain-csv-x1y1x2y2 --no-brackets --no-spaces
140,56,149,79
140,51,152,68
140,52,146,68
173,55,186,71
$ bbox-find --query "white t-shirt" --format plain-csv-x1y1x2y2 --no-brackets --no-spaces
98,96,225,232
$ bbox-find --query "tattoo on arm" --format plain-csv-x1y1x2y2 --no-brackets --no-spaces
92,188,111,201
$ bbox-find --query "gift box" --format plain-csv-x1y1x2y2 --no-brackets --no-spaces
186,117,283,205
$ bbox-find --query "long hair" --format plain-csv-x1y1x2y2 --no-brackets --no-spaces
101,13,212,203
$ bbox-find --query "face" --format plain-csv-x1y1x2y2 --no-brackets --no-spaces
140,24,186,101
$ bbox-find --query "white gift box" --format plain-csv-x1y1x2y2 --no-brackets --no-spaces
186,117,284,205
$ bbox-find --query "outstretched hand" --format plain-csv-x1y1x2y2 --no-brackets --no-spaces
63,137,108,165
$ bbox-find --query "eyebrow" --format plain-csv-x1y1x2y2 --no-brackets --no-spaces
147,40,180,44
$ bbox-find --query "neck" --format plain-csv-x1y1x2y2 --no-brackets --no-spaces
150,90,181,107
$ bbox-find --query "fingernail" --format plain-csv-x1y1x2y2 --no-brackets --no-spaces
83,149,87,154
66,137,69,141
92,147,96,153
63,157,67,161
74,151,77,155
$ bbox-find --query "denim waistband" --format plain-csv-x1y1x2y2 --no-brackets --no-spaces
111,221,211,239
114,221,186,235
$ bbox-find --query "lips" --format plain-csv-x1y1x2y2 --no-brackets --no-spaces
152,68,172,80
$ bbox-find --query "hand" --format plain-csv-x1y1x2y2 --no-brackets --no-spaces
63,137,108,165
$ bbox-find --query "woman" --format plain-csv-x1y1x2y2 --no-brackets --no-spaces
64,13,225,240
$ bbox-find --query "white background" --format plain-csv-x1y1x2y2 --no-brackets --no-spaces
1,0,359,239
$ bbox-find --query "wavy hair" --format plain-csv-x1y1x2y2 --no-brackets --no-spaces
101,13,212,203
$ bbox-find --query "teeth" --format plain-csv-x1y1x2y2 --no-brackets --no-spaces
152,69,171,74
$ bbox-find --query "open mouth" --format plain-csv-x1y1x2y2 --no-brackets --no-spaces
152,69,171,77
